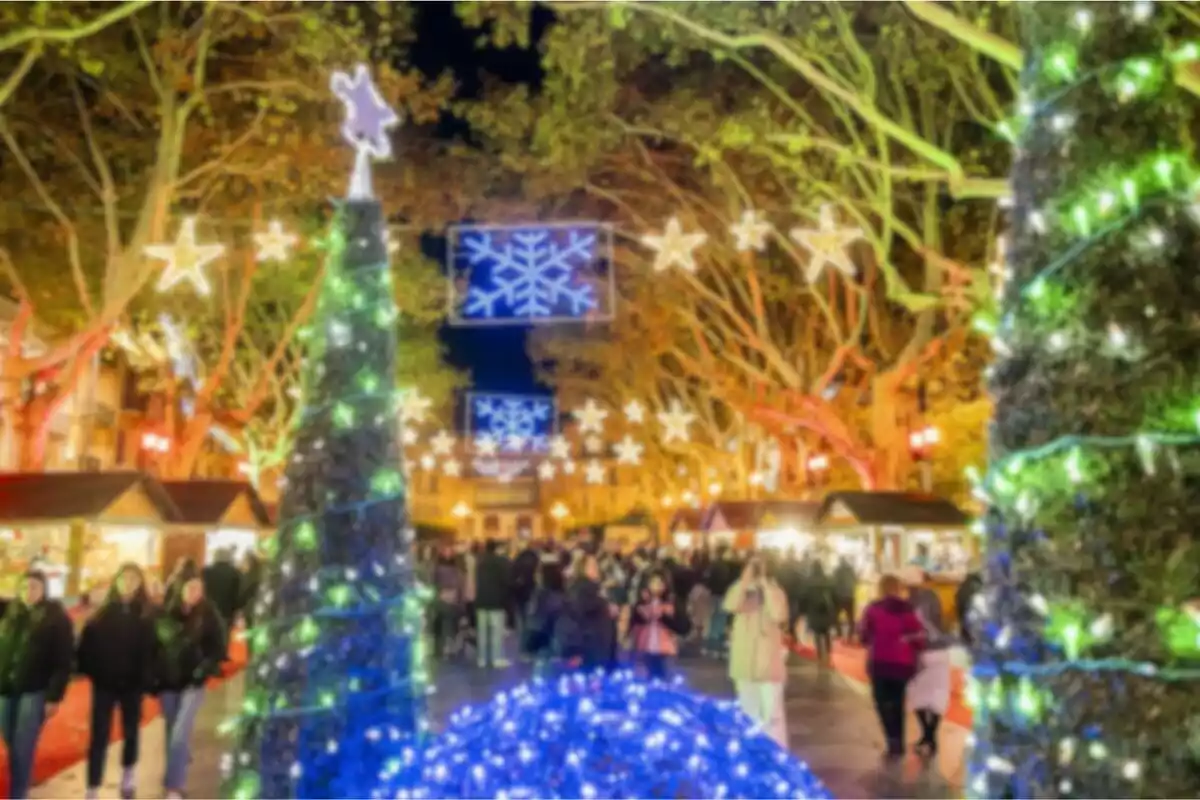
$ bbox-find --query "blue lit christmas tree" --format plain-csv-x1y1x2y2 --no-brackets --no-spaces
971,4,1200,798
222,65,425,799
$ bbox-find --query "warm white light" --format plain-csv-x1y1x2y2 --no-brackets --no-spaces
452,502,471,518
550,501,569,520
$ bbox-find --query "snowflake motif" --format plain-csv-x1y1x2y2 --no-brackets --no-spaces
473,395,553,452
461,228,599,320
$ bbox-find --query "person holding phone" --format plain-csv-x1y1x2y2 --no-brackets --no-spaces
723,555,790,746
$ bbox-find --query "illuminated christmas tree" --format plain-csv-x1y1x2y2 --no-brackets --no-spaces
223,65,426,799
971,4,1200,798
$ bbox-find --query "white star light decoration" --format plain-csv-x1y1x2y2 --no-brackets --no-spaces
561,459,577,476
642,217,708,273
419,453,436,470
145,217,225,296
729,209,773,253
253,220,298,262
475,434,499,457
401,427,419,446
537,461,557,480
430,431,455,456
549,435,572,460
623,400,645,424
614,435,644,466
400,390,433,425
789,204,863,282
505,434,527,452
585,460,607,485
584,435,605,455
330,63,401,200
658,400,697,443
573,398,608,434
443,458,462,477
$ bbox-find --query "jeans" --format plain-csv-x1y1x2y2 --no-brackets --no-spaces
475,608,507,667
706,607,729,655
87,688,143,789
870,676,910,755
641,653,670,679
159,687,205,792
0,691,47,800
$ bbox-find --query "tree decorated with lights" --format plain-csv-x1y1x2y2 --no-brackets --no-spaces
222,65,425,799
970,3,1200,798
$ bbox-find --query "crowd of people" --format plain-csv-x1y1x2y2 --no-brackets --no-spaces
0,550,260,800
419,537,871,748
422,536,978,763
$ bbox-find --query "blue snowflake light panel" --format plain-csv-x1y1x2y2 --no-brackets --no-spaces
448,223,615,325
467,392,556,453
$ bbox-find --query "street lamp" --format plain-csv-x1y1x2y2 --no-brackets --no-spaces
909,425,940,492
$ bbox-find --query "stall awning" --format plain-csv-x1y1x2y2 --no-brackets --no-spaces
701,501,763,533
816,491,969,528
159,480,272,528
0,471,181,524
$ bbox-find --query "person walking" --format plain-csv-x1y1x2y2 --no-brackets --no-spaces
239,551,263,628
510,543,540,645
0,570,75,799
631,571,679,679
832,556,859,643
859,574,925,760
431,547,464,660
724,555,790,747
703,547,737,658
150,566,227,800
474,540,512,668
201,549,241,635
902,566,953,757
78,564,157,800
805,562,838,666
522,558,566,670
955,570,982,645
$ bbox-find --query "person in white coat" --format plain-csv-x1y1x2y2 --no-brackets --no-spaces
723,555,790,747
902,565,953,757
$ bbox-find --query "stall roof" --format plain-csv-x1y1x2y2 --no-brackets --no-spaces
159,480,272,527
668,508,706,532
817,491,969,527
758,500,821,528
0,471,182,523
702,501,763,532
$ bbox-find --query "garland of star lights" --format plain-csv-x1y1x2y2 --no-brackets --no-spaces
391,670,831,800
969,4,1200,799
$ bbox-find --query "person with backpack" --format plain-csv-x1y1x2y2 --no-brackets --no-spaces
79,563,157,800
0,570,75,799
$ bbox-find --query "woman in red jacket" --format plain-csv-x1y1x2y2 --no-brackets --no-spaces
858,574,925,759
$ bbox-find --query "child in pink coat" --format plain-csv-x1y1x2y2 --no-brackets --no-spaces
632,572,678,679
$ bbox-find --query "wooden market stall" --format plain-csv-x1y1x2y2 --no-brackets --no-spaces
667,507,707,550
160,480,273,574
815,490,974,616
0,471,181,599
754,500,821,552
701,501,761,551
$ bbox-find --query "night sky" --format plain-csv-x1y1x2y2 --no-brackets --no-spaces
411,4,553,397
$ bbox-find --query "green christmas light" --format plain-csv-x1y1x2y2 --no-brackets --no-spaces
295,616,319,645
371,469,403,496
334,402,356,428
294,521,317,550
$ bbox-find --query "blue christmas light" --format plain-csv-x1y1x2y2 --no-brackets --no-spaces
395,670,832,800
469,393,556,453
449,223,613,323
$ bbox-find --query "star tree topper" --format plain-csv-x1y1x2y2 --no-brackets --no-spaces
331,63,400,200
145,217,224,296
642,216,708,273
788,204,863,282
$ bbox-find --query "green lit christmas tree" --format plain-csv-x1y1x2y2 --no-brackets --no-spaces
222,65,426,799
972,3,1200,798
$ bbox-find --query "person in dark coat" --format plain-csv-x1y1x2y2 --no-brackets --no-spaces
0,570,75,799
522,558,566,667
150,567,226,800
702,548,737,657
79,563,157,800
833,557,859,642
238,552,263,628
955,571,983,645
474,540,512,668
558,553,615,672
510,545,540,641
804,563,838,666
201,548,242,635
431,549,464,659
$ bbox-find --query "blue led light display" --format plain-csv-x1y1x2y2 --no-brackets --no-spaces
467,392,556,453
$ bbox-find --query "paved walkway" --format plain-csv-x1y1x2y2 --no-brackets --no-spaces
35,655,963,799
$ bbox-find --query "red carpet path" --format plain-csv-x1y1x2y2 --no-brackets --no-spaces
789,638,972,728
0,639,247,797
